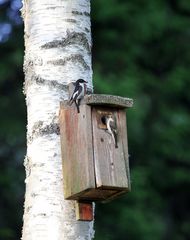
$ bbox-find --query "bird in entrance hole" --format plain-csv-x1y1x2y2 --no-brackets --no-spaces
102,115,118,148
68,79,87,113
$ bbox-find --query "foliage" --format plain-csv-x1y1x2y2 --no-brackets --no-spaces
91,0,190,239
0,0,190,239
0,1,25,239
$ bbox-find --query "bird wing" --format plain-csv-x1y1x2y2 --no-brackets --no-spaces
72,89,80,101
69,84,79,103
74,85,83,100
110,120,117,133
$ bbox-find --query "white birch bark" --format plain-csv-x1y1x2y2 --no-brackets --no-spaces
21,0,94,239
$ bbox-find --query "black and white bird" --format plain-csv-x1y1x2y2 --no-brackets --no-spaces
68,79,87,113
105,115,118,148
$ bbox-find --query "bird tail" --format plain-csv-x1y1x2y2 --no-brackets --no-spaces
113,131,118,148
74,101,80,113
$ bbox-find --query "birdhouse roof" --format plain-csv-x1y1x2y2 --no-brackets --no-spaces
83,94,133,108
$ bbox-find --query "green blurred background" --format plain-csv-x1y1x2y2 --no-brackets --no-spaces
0,0,190,239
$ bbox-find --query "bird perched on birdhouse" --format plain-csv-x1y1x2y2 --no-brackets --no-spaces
69,79,87,113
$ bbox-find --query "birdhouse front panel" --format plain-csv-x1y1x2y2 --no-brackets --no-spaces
91,107,129,190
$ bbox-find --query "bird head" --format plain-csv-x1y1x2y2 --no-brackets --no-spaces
77,79,87,84
108,114,114,122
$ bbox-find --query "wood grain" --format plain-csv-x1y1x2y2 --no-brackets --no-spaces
75,201,93,221
59,103,95,199
119,109,131,190
92,106,129,190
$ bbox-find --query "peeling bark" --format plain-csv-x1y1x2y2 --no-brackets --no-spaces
41,31,91,54
23,74,68,95
47,54,90,70
27,121,60,144
21,0,95,239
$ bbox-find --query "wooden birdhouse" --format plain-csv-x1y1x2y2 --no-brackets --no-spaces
59,94,133,204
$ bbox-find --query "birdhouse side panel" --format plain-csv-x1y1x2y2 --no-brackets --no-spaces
59,104,95,199
92,107,129,190
118,109,131,190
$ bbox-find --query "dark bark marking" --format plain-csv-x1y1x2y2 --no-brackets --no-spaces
72,11,90,17
23,74,68,95
64,19,77,23
72,10,83,15
24,74,92,95
31,193,38,198
26,206,32,213
47,54,90,70
85,28,90,33
46,6,65,10
36,213,47,217
28,121,60,143
84,11,90,16
32,163,45,168
41,31,91,53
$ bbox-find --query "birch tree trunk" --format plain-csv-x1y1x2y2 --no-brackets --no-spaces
21,0,94,239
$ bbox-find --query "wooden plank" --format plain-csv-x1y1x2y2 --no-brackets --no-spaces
75,201,93,221
84,94,133,108
59,103,95,199
81,188,119,201
63,187,126,202
101,189,129,203
119,110,131,190
92,107,129,189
